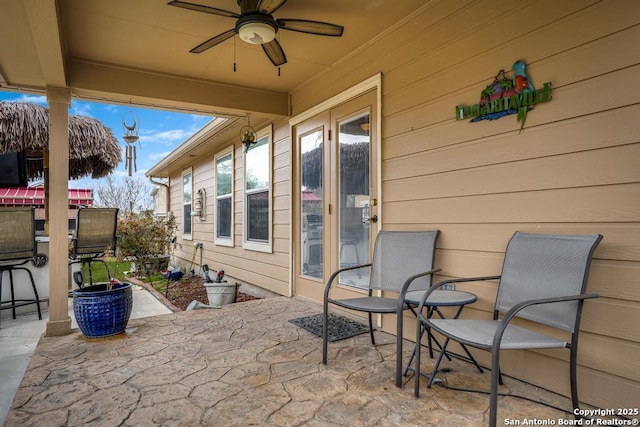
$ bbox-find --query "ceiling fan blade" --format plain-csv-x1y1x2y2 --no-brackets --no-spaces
190,29,236,53
256,0,287,15
237,0,256,14
277,19,343,37
168,1,239,19
262,39,287,66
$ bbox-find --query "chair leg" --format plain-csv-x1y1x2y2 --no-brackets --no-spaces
23,267,42,320
569,345,580,419
86,260,95,286
427,337,450,388
79,261,89,288
489,346,501,427
414,317,422,398
9,269,17,319
102,259,112,281
460,344,484,374
427,307,435,359
0,271,3,326
0,267,42,321
404,323,453,379
322,301,329,364
368,312,375,345
396,306,404,388
415,319,443,397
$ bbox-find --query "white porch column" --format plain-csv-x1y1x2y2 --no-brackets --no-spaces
45,86,71,336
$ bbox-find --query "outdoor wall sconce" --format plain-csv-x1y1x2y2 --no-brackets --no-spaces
240,114,257,153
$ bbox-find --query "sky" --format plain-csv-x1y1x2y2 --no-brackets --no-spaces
0,90,212,192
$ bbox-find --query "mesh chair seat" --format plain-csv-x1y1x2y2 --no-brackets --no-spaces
430,319,568,350
331,296,398,313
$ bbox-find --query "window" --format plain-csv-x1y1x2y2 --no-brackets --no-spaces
244,125,272,252
182,168,192,238
215,148,234,246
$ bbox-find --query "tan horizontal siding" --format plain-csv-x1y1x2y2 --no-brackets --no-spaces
385,184,640,224
383,0,635,128
167,121,291,296
385,145,640,202
384,104,640,179
495,347,640,410
289,0,640,410
385,63,640,159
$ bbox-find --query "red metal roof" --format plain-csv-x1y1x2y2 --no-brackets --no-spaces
0,187,93,207
302,191,321,201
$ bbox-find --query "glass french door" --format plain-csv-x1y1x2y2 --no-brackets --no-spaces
294,91,378,302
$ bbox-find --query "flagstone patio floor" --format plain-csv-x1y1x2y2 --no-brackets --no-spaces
6,296,593,426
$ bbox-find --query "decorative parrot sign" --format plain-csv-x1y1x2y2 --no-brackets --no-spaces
455,60,552,131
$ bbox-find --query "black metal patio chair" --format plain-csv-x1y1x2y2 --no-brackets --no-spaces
0,206,44,323
69,207,119,288
323,230,443,388
413,231,602,427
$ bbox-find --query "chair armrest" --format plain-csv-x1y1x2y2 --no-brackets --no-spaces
416,275,501,316
397,268,442,313
491,293,599,348
324,263,373,301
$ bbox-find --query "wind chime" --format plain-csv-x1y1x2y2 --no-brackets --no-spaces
122,111,140,176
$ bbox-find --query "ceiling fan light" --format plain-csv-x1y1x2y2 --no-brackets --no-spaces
238,22,276,44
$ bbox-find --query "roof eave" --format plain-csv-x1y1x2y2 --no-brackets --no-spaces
145,117,240,178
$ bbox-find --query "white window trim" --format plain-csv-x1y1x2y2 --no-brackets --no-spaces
182,167,193,240
243,124,273,253
214,147,234,247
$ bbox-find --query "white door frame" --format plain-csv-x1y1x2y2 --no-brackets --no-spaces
287,73,382,297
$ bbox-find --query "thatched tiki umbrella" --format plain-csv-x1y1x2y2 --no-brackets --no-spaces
0,101,121,179
0,101,121,230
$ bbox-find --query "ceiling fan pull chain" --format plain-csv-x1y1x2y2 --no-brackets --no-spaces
233,36,237,72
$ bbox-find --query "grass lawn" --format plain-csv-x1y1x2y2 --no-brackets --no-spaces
75,258,134,284
77,257,173,290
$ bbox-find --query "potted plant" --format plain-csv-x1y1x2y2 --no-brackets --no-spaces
69,207,134,338
73,278,133,338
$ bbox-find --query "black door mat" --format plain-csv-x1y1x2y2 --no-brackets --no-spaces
289,313,371,342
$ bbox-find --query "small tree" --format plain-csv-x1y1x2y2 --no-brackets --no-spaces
96,176,153,214
116,212,176,275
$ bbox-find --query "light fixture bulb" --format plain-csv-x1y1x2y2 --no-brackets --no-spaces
238,22,276,45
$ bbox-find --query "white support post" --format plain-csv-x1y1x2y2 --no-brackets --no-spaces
45,86,72,336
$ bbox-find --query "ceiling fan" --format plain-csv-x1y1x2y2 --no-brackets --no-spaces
168,0,344,67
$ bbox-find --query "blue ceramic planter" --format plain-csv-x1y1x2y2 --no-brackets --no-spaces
73,282,133,338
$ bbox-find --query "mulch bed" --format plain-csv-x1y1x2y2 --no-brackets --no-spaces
130,274,259,312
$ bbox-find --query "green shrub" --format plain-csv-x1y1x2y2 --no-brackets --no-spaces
116,212,176,275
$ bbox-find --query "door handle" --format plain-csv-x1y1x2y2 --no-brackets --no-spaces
363,215,378,224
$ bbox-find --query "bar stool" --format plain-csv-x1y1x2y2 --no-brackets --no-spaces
68,207,119,288
0,207,43,324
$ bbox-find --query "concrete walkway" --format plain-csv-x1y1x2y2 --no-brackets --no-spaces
0,285,171,426
4,296,597,427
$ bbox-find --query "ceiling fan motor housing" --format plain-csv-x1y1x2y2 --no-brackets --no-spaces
236,14,278,44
